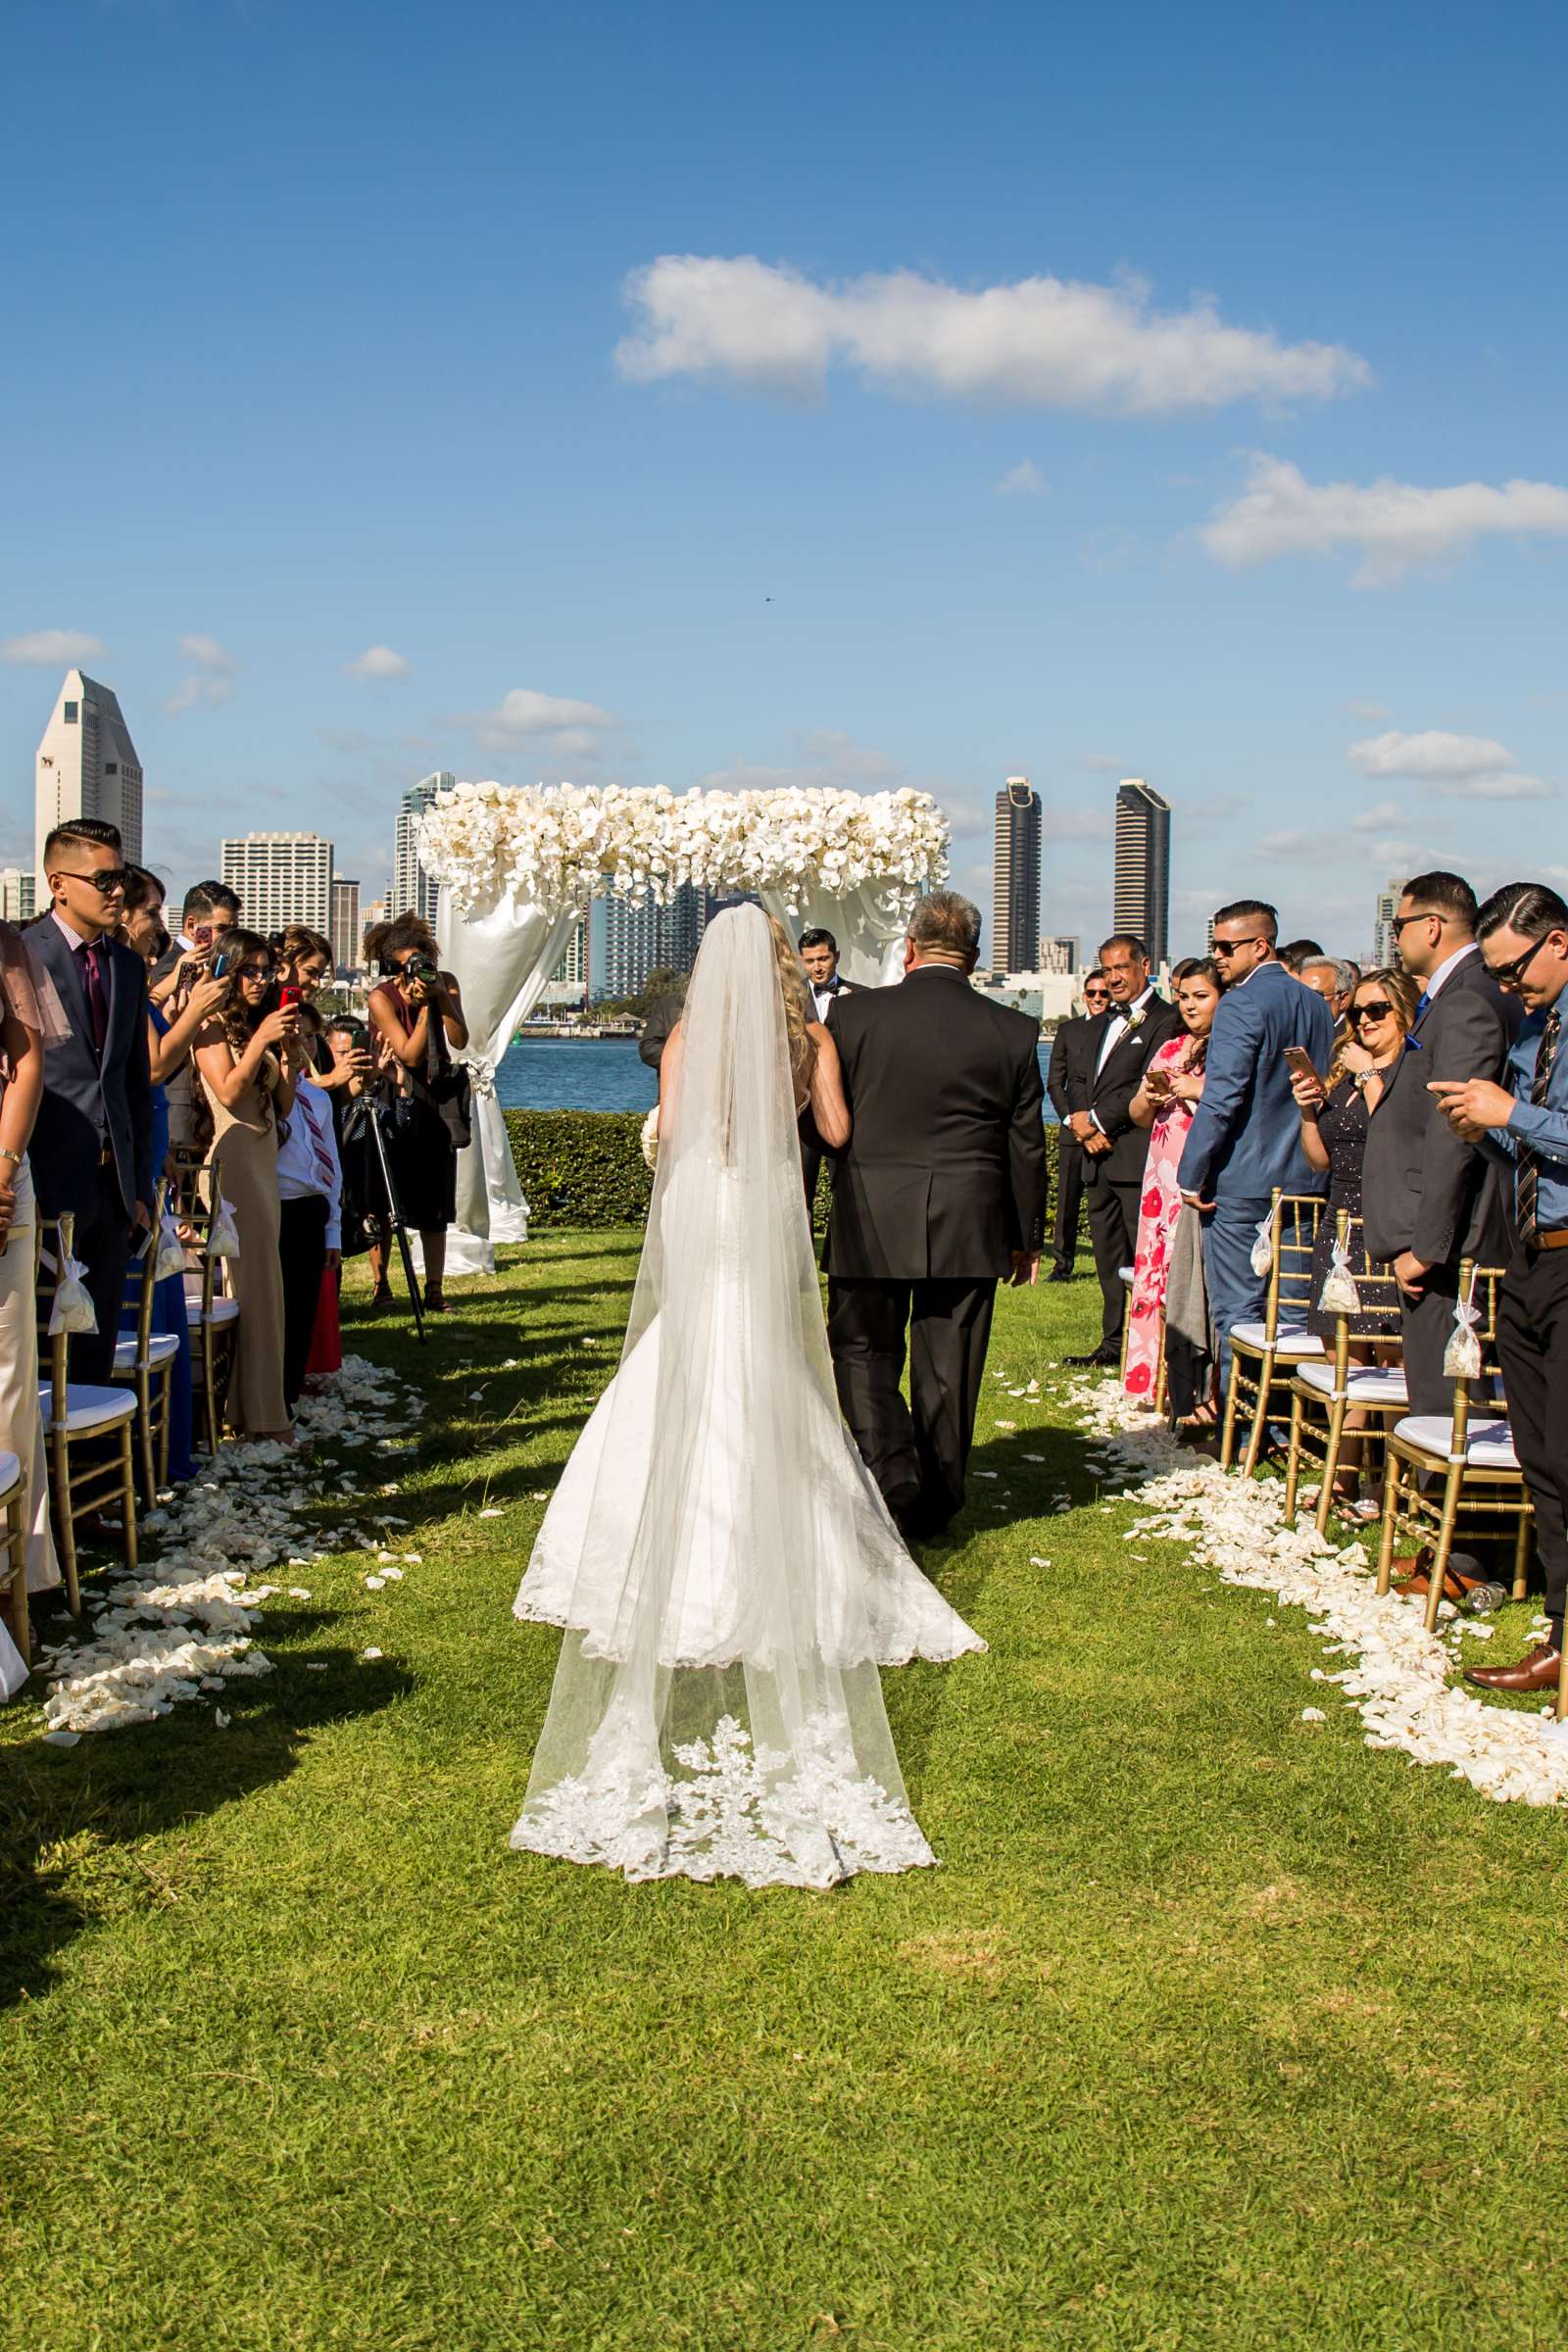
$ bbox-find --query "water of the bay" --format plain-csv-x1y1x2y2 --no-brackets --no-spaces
495,1036,1057,1115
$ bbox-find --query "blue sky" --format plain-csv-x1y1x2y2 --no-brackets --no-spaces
4,0,1566,955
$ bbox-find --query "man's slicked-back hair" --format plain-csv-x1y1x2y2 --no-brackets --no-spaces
43,815,122,869
1098,932,1150,964
1401,870,1478,930
908,890,982,959
181,879,241,924
1477,881,1568,942
1212,899,1279,942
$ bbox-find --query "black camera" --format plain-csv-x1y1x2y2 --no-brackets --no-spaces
379,955,438,983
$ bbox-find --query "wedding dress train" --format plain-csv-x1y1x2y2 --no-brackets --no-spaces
510,906,984,1889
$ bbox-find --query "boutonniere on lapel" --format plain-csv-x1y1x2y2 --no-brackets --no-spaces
1122,1005,1146,1036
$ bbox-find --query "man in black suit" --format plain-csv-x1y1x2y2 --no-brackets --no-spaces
824,890,1048,1540
1045,967,1108,1281
1066,932,1182,1368
28,817,153,1386
798,927,856,1215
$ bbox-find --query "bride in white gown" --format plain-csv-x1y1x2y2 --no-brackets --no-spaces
510,905,984,1888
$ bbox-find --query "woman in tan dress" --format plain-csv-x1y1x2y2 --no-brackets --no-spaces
192,929,298,1442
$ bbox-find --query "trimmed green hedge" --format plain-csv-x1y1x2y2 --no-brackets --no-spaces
505,1108,1081,1246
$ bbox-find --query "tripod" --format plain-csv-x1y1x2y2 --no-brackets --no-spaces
363,1094,427,1346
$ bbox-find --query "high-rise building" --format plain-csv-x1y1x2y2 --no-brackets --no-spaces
587,882,713,1002
34,670,144,884
1112,779,1171,967
1372,879,1402,967
551,914,588,990
330,876,362,972
992,776,1042,976
0,868,36,923
391,774,450,924
220,831,334,935
1038,934,1079,977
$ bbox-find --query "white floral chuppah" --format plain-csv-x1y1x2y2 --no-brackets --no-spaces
418,781,950,1270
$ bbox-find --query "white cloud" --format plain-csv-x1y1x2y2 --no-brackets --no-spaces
995,460,1047,497
1348,799,1406,832
615,256,1369,415
1349,730,1513,781
347,645,411,683
1202,455,1568,585
479,689,618,739
1348,728,1552,800
2,628,107,666
1348,698,1391,722
700,729,908,798
165,633,238,714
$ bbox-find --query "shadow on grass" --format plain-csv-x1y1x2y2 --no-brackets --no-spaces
0,1648,415,2014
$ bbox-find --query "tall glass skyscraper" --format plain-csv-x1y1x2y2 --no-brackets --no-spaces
1112,779,1171,967
391,774,452,924
991,776,1042,974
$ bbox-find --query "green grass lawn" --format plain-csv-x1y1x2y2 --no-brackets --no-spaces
4,1230,1567,2351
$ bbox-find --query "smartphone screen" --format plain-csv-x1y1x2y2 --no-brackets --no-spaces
191,924,213,951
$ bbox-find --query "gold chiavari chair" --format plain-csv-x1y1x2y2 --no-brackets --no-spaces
1375,1261,1540,1655
1283,1212,1407,1535
1117,1263,1136,1384
0,1445,28,1670
35,1212,139,1608
1220,1190,1329,1477
112,1177,178,1504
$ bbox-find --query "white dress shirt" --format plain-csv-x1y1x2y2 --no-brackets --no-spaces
1095,984,1155,1076
275,1073,343,1250
810,976,849,1020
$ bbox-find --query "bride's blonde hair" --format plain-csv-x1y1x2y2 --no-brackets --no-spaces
767,913,817,1108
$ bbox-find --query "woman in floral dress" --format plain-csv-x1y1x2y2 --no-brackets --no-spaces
1123,958,1223,1408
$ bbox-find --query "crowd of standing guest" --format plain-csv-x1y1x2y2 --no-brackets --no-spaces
0,818,467,1656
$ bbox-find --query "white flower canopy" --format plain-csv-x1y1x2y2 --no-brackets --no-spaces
417,780,951,1272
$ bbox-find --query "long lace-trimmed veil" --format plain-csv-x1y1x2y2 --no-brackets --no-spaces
510,902,965,1886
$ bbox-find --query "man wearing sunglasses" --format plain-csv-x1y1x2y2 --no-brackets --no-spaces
1362,872,1519,1510
26,817,153,1386
1177,899,1334,1400
1430,883,1568,1695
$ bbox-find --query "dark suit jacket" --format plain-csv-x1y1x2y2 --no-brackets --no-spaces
27,915,153,1223
1361,947,1523,1270
823,966,1047,1281
1047,1014,1098,1127
1080,995,1184,1187
638,992,683,1074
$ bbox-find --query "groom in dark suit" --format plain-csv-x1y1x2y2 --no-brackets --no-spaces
823,891,1048,1540
28,817,153,1385
1068,934,1182,1367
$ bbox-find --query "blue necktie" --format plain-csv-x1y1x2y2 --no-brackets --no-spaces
1415,990,1431,1021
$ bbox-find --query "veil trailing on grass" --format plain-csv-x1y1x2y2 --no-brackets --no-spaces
510,903,980,1887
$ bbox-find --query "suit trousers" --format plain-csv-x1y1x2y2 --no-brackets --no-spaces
278,1195,329,1412
58,1159,136,1391
827,1276,996,1536
1053,1136,1085,1274
1199,1195,1271,1401
1085,1172,1141,1349
1495,1246,1568,1631
1399,1262,1483,1578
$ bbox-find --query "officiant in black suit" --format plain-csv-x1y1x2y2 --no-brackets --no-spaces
1045,967,1109,1281
1066,933,1182,1368
798,928,855,1213
823,891,1048,1540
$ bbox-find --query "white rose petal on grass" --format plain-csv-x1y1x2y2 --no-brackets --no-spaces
1300,1708,1327,1724
306,1662,329,1673
214,1708,230,1728
364,1576,386,1592
380,1566,405,1582
479,1508,505,1520
996,1420,1017,1431
42,1730,81,1747
1024,1454,1045,1463
361,1647,383,1662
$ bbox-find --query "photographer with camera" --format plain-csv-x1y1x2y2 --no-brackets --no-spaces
153,882,241,1152
365,914,468,1315
192,929,300,1441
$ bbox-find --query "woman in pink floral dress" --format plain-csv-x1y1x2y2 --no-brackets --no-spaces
1123,958,1223,1406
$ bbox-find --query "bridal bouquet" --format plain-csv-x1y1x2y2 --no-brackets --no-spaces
639,1105,661,1171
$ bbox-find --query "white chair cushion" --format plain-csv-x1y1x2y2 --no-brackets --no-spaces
113,1333,180,1372
1230,1321,1325,1357
0,1449,20,1502
187,1295,239,1328
1118,1264,1136,1285
1395,1414,1519,1470
1295,1361,1408,1404
37,1383,139,1435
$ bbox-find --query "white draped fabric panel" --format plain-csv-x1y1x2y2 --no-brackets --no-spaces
759,884,911,988
438,886,576,1277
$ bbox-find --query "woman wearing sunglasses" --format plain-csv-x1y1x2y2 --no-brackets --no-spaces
192,930,301,1443
1289,967,1419,1515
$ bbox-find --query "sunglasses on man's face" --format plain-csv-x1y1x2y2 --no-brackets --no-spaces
57,866,130,894
1211,935,1263,957
1488,931,1560,990
1349,1001,1395,1025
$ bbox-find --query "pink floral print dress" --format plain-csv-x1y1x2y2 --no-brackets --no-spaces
1124,1035,1201,1399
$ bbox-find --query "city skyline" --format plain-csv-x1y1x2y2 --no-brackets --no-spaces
4,3,1563,959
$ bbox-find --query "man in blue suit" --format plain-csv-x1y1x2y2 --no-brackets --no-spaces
1177,899,1334,1397
27,817,153,1387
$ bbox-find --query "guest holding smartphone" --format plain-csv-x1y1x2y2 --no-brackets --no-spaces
274,1004,343,1410
365,914,468,1314
1126,957,1223,1421
193,931,298,1441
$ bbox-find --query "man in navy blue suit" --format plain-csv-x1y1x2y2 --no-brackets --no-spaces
1177,900,1334,1399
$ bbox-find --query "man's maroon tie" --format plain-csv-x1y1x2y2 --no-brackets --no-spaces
80,939,109,1057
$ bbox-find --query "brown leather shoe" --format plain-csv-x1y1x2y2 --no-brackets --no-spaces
1465,1642,1565,1694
